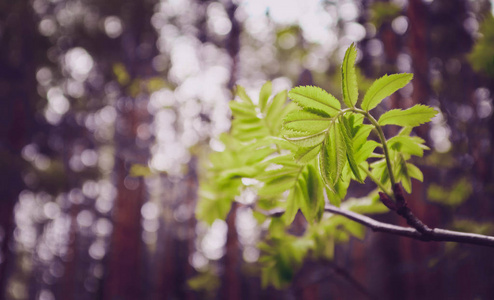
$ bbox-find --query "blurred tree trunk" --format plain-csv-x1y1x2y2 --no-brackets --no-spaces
103,0,156,298
221,2,242,299
0,0,45,296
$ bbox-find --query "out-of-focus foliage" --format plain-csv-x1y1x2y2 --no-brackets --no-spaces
468,14,494,77
369,2,402,28
427,177,473,208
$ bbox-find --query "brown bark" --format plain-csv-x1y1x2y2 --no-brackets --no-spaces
221,202,241,300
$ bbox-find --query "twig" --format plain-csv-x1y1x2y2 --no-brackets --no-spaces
323,205,494,247
260,206,494,248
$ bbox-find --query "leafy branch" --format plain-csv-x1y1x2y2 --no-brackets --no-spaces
196,43,494,288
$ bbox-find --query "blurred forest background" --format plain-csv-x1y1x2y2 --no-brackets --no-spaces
1,0,494,299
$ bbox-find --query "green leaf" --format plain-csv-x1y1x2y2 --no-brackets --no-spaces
341,43,359,108
326,177,350,207
361,73,413,111
282,110,331,134
396,154,412,193
294,145,321,164
352,124,374,151
258,175,297,197
371,159,389,186
266,90,288,128
388,135,425,157
283,129,327,147
235,85,253,104
338,116,363,182
259,81,272,112
378,104,438,127
355,140,380,163
319,122,346,190
288,86,341,117
407,163,423,181
301,164,325,223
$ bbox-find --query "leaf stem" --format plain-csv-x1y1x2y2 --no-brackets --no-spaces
348,108,396,195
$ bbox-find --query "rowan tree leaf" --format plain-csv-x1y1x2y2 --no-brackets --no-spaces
283,129,327,147
326,177,350,207
338,116,363,182
388,135,425,157
378,104,438,127
362,73,413,111
407,163,423,182
396,154,412,193
288,86,341,116
259,81,272,112
341,43,359,108
282,110,331,134
319,122,346,191
235,85,253,104
294,145,321,164
265,90,288,130
355,140,380,163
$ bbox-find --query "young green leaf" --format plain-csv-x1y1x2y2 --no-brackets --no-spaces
235,85,253,104
259,81,272,112
338,116,363,182
355,140,380,163
361,73,413,111
288,86,341,116
378,104,438,127
341,43,359,108
283,110,332,134
396,154,412,193
302,164,325,222
294,145,322,164
283,129,327,147
266,90,288,126
388,135,425,157
326,177,350,207
407,163,424,182
319,122,346,190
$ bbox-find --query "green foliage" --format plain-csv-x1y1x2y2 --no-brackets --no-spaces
341,43,358,108
468,14,494,78
427,178,473,208
187,268,221,299
361,73,413,111
378,105,437,127
197,44,437,288
370,2,402,28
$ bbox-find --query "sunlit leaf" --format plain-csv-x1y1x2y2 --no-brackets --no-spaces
288,86,341,116
259,81,272,112
407,163,423,181
294,145,321,164
388,135,425,157
283,129,327,147
378,104,438,127
338,116,363,182
319,122,346,190
283,110,331,134
235,85,253,104
361,73,413,111
341,43,359,108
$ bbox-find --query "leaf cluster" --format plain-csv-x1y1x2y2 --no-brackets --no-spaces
197,44,437,288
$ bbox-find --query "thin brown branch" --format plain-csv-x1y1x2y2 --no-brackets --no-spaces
323,205,494,248
259,206,494,248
